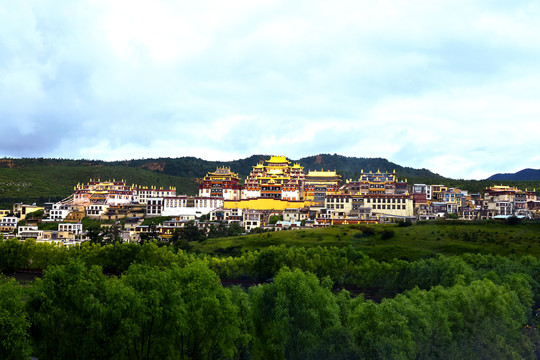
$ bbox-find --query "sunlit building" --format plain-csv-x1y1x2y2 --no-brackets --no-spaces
241,156,305,200
304,170,341,206
341,170,408,196
72,179,136,206
199,167,241,200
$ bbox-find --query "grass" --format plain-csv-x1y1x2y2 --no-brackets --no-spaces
193,221,540,261
0,165,198,209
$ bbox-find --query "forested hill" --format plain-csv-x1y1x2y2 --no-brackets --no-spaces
2,155,540,208
488,168,540,181
0,154,447,180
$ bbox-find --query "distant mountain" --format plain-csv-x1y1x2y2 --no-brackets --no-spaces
488,168,540,181
111,154,447,182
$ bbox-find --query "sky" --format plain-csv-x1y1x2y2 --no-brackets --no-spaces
1,0,540,180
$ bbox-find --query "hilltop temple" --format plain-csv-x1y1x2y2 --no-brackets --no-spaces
198,166,241,200
242,156,305,200
341,170,408,195
72,179,176,206
303,170,341,206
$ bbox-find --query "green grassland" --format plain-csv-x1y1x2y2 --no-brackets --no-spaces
193,221,540,261
0,165,198,209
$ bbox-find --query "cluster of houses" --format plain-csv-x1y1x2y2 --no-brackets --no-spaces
1,155,539,244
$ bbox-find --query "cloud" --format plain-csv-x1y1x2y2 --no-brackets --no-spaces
1,0,540,179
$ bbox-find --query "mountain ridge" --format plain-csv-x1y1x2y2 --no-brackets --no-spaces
2,155,540,208
0,154,446,180
488,168,540,181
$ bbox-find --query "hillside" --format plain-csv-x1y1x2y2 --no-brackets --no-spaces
488,168,540,181
0,162,197,208
2,155,540,208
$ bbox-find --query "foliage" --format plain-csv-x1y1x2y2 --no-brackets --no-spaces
380,229,395,239
250,267,341,359
350,279,535,359
2,221,540,357
140,216,173,226
397,219,413,227
0,162,197,208
24,209,44,219
269,215,283,225
0,276,31,360
27,260,136,359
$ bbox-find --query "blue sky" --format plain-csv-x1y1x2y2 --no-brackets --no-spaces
1,0,539,179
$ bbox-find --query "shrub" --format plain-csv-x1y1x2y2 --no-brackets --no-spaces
381,230,395,240
398,219,413,227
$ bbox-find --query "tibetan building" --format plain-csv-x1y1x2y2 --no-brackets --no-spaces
304,170,341,206
72,179,136,206
136,185,176,204
242,156,305,200
199,167,241,200
72,179,176,206
341,170,408,196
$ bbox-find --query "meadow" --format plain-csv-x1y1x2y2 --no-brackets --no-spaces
194,220,540,260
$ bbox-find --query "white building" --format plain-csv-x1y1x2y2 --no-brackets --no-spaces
44,203,71,222
85,204,109,218
241,188,261,199
136,186,176,204
17,225,43,240
58,223,83,235
363,194,414,219
0,216,18,227
146,198,164,217
161,196,224,217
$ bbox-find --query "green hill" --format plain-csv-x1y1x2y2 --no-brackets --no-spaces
0,161,197,209
1,155,539,209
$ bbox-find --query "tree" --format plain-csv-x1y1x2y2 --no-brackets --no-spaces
0,238,30,271
250,267,341,359
381,229,395,240
269,215,282,225
181,221,204,242
121,264,187,359
175,262,242,359
227,223,243,236
28,260,137,359
0,276,30,360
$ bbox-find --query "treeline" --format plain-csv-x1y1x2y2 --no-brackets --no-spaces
1,239,539,359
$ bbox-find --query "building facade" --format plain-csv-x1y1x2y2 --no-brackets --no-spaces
199,167,241,200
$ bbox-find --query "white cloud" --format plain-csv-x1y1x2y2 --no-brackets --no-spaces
1,0,540,179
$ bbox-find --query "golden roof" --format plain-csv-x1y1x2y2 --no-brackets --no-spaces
306,170,339,177
267,155,289,163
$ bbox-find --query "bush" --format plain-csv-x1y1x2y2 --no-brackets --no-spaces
398,219,413,227
362,227,376,237
381,230,395,240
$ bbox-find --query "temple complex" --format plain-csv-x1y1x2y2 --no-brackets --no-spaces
341,170,408,196
72,179,136,206
241,156,305,200
198,167,241,200
72,179,176,206
303,170,341,206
